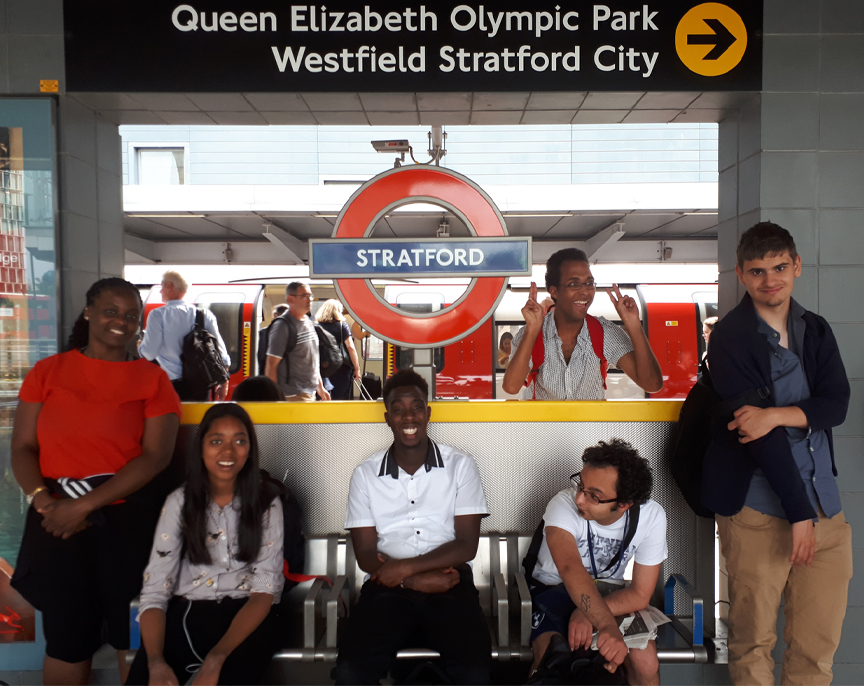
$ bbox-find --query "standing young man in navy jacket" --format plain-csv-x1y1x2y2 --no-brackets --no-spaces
703,223,851,685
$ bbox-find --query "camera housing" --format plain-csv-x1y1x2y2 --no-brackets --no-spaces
371,139,411,153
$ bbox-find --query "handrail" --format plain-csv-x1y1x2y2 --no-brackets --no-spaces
179,399,684,425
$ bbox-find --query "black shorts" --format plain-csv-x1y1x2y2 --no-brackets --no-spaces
11,501,156,663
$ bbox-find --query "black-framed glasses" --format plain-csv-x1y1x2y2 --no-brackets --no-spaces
562,280,596,292
570,472,618,505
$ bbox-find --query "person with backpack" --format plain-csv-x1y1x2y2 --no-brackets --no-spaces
525,439,667,686
502,249,662,400
139,271,230,401
315,299,362,400
126,403,287,685
704,223,851,686
264,282,330,402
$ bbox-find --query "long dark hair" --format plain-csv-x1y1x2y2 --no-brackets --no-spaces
182,403,275,565
66,277,143,351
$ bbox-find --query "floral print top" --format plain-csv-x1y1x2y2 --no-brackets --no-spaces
138,488,284,616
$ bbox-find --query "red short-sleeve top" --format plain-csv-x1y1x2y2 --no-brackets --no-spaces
18,350,182,480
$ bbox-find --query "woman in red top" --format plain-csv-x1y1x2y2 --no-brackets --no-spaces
10,278,181,685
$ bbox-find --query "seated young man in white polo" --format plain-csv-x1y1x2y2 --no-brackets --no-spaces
529,439,667,686
332,369,491,685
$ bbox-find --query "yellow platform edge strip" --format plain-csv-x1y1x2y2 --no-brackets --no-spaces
180,400,683,425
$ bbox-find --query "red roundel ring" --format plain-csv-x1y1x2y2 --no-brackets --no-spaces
332,166,508,348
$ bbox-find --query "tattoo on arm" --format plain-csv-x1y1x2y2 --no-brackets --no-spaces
580,594,591,613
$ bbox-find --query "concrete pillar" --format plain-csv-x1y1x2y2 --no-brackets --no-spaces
717,0,864,680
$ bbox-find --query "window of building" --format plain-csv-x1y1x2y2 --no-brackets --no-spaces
134,147,186,185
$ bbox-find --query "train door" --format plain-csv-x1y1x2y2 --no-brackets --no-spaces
383,285,494,399
639,284,718,398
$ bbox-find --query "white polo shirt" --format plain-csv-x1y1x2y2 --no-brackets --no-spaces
345,440,489,561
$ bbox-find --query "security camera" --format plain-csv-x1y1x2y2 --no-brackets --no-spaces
371,139,410,153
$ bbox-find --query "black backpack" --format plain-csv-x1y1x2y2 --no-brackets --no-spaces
180,308,229,397
669,360,771,518
260,472,306,590
266,313,345,380
314,323,345,379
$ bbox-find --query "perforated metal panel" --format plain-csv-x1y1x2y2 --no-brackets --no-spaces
177,418,701,614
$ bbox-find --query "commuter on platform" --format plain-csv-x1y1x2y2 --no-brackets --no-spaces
264,282,330,402
701,316,718,363
332,369,491,685
127,403,285,686
315,299,362,400
10,277,181,685
498,331,513,369
528,439,667,686
139,270,231,401
503,248,663,400
705,223,851,685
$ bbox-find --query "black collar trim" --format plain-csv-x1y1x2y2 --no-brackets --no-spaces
378,440,443,479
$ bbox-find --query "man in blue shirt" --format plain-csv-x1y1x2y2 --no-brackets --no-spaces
139,270,230,400
704,223,851,685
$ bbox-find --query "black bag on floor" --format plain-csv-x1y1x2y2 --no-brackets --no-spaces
527,634,626,685
362,372,382,400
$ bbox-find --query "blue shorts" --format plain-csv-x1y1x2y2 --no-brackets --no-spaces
530,583,576,643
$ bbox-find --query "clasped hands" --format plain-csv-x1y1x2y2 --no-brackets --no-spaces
34,492,92,539
372,554,460,593
568,608,629,673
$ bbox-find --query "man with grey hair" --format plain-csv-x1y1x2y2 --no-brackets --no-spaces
265,282,330,401
139,270,230,401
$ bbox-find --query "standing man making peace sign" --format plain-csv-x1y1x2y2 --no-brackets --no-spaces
502,248,663,400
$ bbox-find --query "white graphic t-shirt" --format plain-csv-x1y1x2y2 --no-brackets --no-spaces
532,488,667,586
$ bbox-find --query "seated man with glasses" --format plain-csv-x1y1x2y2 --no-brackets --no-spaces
527,439,667,686
502,247,662,400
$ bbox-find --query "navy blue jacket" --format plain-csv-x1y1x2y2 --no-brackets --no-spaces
702,293,850,522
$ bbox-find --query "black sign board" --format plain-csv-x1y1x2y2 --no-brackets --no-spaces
64,1,762,92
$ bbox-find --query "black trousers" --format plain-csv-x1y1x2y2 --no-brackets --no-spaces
332,569,491,685
126,596,281,685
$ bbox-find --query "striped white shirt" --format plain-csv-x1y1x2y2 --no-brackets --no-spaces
511,311,634,400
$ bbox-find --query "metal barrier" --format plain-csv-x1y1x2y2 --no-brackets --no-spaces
169,400,715,665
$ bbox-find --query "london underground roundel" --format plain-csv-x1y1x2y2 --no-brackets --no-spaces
332,166,509,349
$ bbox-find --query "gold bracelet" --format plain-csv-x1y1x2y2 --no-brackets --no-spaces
26,485,48,504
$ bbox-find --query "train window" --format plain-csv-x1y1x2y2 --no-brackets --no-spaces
361,335,384,361
495,323,522,371
197,293,244,375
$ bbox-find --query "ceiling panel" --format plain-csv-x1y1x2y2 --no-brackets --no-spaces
642,214,719,236
542,214,626,239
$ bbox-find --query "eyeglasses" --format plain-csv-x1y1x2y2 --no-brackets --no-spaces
562,281,596,292
570,472,618,505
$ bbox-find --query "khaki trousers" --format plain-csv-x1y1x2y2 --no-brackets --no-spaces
716,507,853,686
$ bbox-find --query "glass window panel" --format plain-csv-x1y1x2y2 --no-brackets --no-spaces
0,99,58,649
137,148,185,185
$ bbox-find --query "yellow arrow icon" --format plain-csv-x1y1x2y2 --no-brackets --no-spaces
676,3,747,76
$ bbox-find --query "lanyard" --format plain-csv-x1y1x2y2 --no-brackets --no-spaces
586,511,629,580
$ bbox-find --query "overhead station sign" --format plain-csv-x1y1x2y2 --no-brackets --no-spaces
64,0,762,92
310,237,531,279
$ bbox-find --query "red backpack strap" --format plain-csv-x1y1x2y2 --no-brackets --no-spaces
585,315,607,390
283,559,331,585
524,326,546,400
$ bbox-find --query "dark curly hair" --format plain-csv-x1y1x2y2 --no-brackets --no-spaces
736,221,798,270
383,369,429,408
581,438,653,506
66,277,143,351
545,248,590,301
